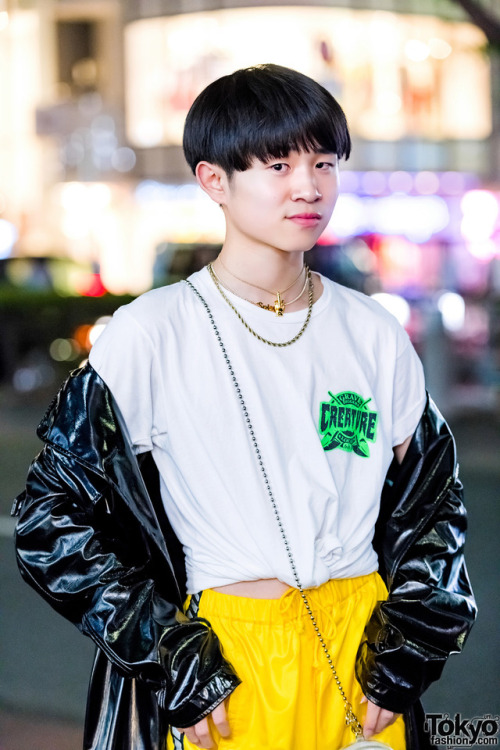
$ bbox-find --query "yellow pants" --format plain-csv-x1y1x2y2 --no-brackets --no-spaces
167,572,406,750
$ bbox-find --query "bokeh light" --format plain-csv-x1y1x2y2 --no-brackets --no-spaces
49,338,81,362
404,39,429,62
0,219,18,259
461,190,499,242
371,292,411,328
361,172,387,196
388,171,413,194
88,316,112,346
414,171,440,195
428,38,452,60
438,291,465,333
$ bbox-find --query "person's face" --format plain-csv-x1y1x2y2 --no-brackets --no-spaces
220,149,340,256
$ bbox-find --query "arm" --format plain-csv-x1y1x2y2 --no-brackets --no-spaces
13,379,240,728
393,434,412,465
356,396,477,714
360,434,413,738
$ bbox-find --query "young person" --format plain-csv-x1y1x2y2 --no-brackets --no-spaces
13,64,476,750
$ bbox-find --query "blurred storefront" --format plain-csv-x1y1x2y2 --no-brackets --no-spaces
0,0,499,402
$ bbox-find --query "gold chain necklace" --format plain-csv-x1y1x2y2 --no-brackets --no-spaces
218,257,305,316
207,263,314,347
210,264,309,314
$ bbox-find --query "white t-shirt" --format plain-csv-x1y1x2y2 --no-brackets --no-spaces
89,267,426,594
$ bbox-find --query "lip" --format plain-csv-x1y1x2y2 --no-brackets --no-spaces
287,213,322,227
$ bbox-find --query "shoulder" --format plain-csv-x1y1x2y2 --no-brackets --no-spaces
115,267,211,331
89,269,211,369
94,277,202,351
321,276,407,338
88,281,192,373
115,280,191,330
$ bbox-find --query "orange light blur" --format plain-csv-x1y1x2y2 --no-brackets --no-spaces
73,324,93,352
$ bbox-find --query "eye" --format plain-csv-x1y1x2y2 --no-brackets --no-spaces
269,163,290,173
316,161,336,170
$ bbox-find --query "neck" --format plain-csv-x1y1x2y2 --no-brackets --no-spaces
215,246,305,294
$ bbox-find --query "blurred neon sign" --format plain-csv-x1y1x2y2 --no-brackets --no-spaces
327,194,450,243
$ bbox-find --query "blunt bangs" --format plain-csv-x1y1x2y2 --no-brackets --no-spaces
183,64,351,176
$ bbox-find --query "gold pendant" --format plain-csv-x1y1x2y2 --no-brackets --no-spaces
274,292,285,316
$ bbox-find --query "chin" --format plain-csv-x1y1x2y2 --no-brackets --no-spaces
284,242,319,254
285,232,324,254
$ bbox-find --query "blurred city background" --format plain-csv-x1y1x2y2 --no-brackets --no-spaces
0,0,499,747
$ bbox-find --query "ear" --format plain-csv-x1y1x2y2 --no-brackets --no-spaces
195,161,229,205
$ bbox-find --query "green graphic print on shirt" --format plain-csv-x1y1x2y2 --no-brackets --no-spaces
318,391,378,458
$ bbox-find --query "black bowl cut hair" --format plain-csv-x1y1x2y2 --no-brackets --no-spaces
183,63,351,176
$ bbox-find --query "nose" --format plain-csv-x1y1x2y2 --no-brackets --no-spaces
290,170,322,202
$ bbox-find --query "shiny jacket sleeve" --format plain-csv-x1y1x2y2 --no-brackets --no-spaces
13,366,240,728
355,396,477,714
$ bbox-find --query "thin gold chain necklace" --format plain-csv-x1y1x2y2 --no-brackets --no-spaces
207,263,314,347
210,264,309,314
218,257,305,316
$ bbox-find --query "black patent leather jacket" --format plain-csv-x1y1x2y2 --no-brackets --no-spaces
12,363,476,750
13,363,240,750
356,391,477,714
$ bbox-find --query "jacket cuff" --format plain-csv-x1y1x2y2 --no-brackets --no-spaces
157,665,241,727
355,634,446,713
